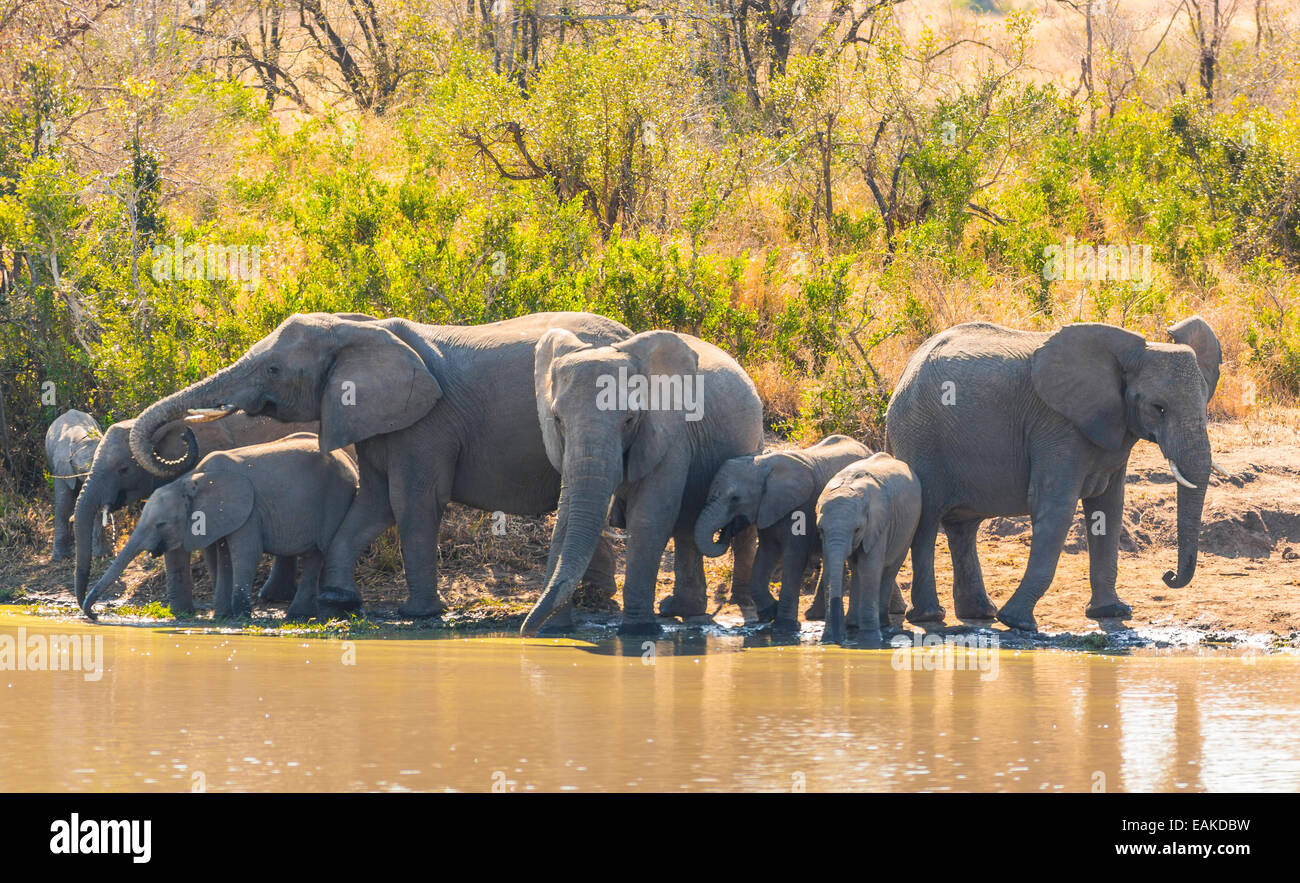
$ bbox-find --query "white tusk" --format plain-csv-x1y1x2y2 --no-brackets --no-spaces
1211,460,1230,477
1168,459,1197,489
185,406,235,423
102,506,109,527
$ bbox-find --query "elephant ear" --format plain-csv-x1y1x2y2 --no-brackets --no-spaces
1031,323,1147,451
534,328,590,470
1167,315,1222,400
183,471,254,552
319,320,443,454
616,331,700,483
757,457,817,529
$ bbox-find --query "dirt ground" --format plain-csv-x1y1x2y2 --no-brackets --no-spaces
4,411,1300,645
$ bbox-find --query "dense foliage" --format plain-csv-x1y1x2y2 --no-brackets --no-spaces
2,1,1299,492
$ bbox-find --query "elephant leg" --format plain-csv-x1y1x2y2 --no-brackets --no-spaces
669,529,711,623
625,488,683,636
880,560,905,635
774,541,812,631
52,481,74,561
997,477,1080,633
258,555,298,603
286,551,323,621
728,523,759,619
850,547,885,647
224,530,260,620
212,542,234,619
1083,473,1131,620
749,537,781,623
805,556,826,621
320,459,394,616
945,518,997,620
164,547,196,616
906,506,945,626
389,463,449,619
575,534,619,607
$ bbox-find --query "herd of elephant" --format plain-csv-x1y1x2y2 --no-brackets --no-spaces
45,309,1226,643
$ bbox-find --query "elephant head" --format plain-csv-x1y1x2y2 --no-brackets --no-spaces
521,329,700,636
695,452,815,557
1031,316,1223,589
73,419,198,603
82,470,253,619
126,313,437,479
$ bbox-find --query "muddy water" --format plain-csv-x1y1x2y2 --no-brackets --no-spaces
1,608,1297,792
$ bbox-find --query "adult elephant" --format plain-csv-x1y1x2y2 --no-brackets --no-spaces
72,412,317,611
522,329,763,636
125,311,632,618
885,317,1224,633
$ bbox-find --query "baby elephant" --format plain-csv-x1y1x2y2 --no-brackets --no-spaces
816,453,921,646
82,434,357,621
696,434,873,630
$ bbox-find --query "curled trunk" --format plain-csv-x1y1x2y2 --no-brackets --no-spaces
130,371,236,478
693,497,732,558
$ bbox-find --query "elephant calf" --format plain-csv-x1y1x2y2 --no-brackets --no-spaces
696,434,885,630
816,453,921,646
45,409,107,562
82,434,358,621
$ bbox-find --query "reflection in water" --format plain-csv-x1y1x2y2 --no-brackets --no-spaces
1,610,1297,792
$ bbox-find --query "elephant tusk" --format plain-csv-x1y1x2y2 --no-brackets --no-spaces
1211,460,1230,478
1168,459,1198,489
101,506,108,527
185,406,236,423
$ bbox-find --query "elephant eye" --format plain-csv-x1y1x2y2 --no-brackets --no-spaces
1154,403,1166,416
267,363,280,375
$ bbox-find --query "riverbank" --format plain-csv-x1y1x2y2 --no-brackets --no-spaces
3,412,1299,651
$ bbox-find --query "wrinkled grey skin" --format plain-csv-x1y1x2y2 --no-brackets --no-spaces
695,434,900,630
523,329,764,637
45,410,109,562
72,412,317,613
816,453,922,646
84,434,358,621
124,312,631,619
885,317,1222,633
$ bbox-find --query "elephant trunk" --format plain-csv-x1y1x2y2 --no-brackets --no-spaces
694,497,733,558
521,440,621,637
72,478,108,604
1163,436,1212,589
129,370,238,478
82,532,148,619
820,532,851,604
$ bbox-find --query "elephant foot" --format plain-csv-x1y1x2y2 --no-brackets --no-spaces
955,598,998,621
771,616,800,634
398,597,446,619
170,603,195,619
657,595,706,620
737,604,759,624
996,604,1039,634
617,616,662,637
754,602,778,624
1086,600,1132,621
803,602,825,622
317,586,364,619
905,604,946,626
850,629,885,649
258,579,298,604
51,549,71,562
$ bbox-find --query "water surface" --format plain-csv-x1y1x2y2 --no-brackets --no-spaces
1,609,1296,792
